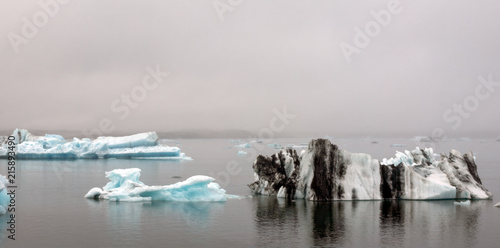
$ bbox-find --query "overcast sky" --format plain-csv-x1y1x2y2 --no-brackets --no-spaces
1,0,499,138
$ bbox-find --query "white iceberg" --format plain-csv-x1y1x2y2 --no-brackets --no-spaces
0,174,8,215
0,129,189,160
85,168,236,202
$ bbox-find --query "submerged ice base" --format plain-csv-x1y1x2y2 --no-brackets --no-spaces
249,139,492,201
0,129,190,160
85,168,235,202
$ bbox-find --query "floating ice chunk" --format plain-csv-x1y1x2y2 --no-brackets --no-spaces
238,151,248,156
413,136,433,143
390,144,406,148
85,168,235,202
0,129,189,160
0,175,8,215
84,187,104,199
495,202,500,207
454,200,471,205
234,143,251,149
267,143,282,149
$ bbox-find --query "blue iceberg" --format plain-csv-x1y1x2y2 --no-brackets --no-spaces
85,168,237,202
0,129,189,160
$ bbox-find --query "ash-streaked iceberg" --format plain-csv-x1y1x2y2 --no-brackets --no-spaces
85,168,236,202
0,129,189,160
249,139,492,201
0,174,8,215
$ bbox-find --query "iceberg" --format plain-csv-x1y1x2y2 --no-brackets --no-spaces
248,139,492,201
0,174,8,215
238,151,248,156
495,202,500,207
85,168,235,202
0,129,189,160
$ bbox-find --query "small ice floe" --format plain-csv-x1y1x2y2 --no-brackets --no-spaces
454,200,471,205
238,151,248,156
234,143,251,149
267,143,282,149
495,202,500,208
413,136,433,143
390,144,406,148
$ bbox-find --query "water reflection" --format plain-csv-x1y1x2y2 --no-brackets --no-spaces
86,199,225,243
254,197,486,248
312,202,345,243
0,213,10,244
380,200,405,247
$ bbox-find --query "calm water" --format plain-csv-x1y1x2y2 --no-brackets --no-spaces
0,138,499,248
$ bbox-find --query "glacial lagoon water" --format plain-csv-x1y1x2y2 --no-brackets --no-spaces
0,138,499,248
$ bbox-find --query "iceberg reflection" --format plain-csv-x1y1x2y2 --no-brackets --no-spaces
253,197,485,247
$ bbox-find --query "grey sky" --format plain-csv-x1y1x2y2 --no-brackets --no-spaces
1,0,499,138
